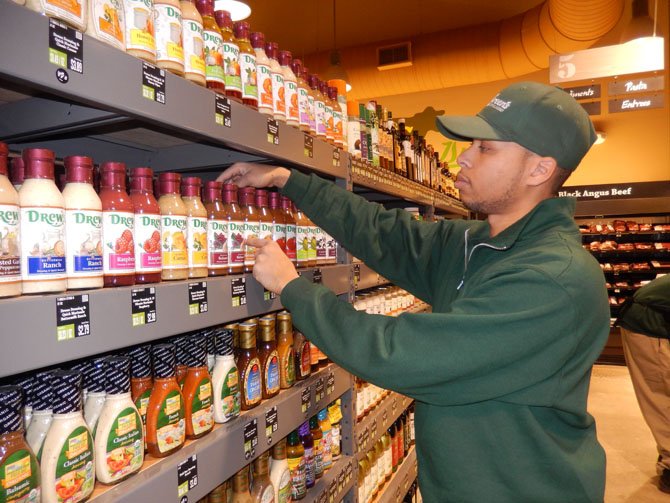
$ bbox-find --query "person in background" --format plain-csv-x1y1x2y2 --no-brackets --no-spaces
218,81,610,502
617,274,670,493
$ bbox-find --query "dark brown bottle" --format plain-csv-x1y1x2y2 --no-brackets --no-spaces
257,315,280,399
237,321,262,410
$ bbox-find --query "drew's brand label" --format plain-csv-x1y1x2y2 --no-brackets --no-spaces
91,0,125,48
315,227,326,259
20,207,66,280
190,378,213,436
272,222,286,251
257,63,273,109
325,231,337,260
307,226,317,261
103,211,135,274
296,224,309,263
203,30,224,83
332,108,343,143
286,81,299,121
487,94,512,112
221,367,240,420
285,223,296,260
134,214,162,273
65,209,103,278
161,215,187,269
227,220,245,267
41,0,84,26
182,19,205,78
186,216,207,268
298,87,310,126
223,42,241,92
324,103,334,138
272,71,286,115
207,219,228,268
242,358,261,407
0,204,20,283
240,52,258,100
0,449,40,502
315,99,326,135
55,426,94,503
156,390,185,453
307,94,316,131
105,408,143,480
154,4,184,65
259,222,273,241
242,220,259,267
124,0,156,54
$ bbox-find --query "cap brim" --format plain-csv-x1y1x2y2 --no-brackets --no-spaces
435,115,504,142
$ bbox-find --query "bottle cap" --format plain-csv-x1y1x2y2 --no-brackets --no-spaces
238,186,256,206
105,356,131,395
318,408,328,421
238,321,257,349
184,334,208,368
51,370,83,414
195,0,214,17
309,414,319,430
203,180,222,203
287,429,300,444
22,148,55,180
214,328,234,356
14,376,34,408
64,156,94,184
181,176,202,197
222,183,239,204
158,172,182,196
152,343,177,379
265,42,278,60
224,322,239,347
307,74,319,90
214,9,233,30
0,386,23,435
278,50,292,67
268,191,280,209
84,357,107,393
173,336,189,366
31,371,54,411
0,142,7,177
128,345,152,379
254,189,269,208
290,58,303,78
130,167,155,193
100,161,127,189
250,32,265,50
233,21,249,39
201,328,216,354
328,86,338,100
280,195,293,210
10,156,24,185
319,81,328,96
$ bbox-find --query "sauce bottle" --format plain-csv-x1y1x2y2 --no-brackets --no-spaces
269,438,291,503
268,192,286,253
357,459,367,503
394,416,404,464
223,183,244,275
286,429,306,500
298,421,315,489
100,162,135,287
314,225,326,266
128,344,152,450
124,0,156,63
230,466,253,503
94,356,144,485
180,0,206,86
381,430,392,481
254,189,273,243
237,321,261,410
40,370,94,503
0,386,41,503
305,213,318,268
154,0,185,76
86,0,125,51
276,311,295,390
251,32,273,116
203,180,227,276
367,447,378,498
196,0,225,94
318,408,333,471
374,438,385,491
309,415,324,479
234,21,257,109
63,156,103,291
26,0,86,31
328,401,343,461
265,42,286,122
0,143,21,298
329,86,345,148
83,357,106,434
174,336,189,388
309,342,320,376
293,330,311,382
214,10,241,102
251,452,275,503
182,335,214,439
280,196,297,265
226,321,240,364
388,422,397,473
238,187,258,273
347,101,361,157
19,148,66,294
279,50,299,128
290,59,310,132
25,372,53,461
146,343,185,458
211,328,240,423
257,315,280,400
293,203,310,269
302,66,316,135
158,173,188,280
321,81,335,145
181,177,208,278
129,167,162,284
10,156,24,192
310,75,327,140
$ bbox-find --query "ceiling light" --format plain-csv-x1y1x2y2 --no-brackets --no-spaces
324,51,352,92
213,0,251,21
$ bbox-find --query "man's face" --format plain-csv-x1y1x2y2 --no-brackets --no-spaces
455,140,536,215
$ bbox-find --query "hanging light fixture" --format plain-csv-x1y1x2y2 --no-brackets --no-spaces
620,0,658,43
323,0,352,92
213,0,251,21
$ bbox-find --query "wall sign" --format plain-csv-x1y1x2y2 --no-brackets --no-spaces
579,101,601,116
608,76,664,96
609,94,664,113
559,181,670,201
563,84,601,100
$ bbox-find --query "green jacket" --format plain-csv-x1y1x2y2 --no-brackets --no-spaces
618,274,670,338
280,171,610,502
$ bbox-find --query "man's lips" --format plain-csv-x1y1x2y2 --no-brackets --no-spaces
454,174,469,189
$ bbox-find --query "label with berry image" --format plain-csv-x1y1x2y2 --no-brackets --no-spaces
272,222,286,252
103,211,135,274
207,219,228,269
285,222,296,261
187,216,208,268
134,214,162,273
161,215,188,270
227,220,245,268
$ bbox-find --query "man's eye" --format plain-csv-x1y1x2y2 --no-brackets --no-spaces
478,145,489,152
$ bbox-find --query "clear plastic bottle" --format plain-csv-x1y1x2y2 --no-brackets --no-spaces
0,143,21,298
214,10,241,102
279,50,299,128
180,0,206,86
211,328,240,423
181,176,208,278
26,0,86,31
265,42,286,122
154,0,184,75
203,180,227,276
124,0,156,63
291,59,310,132
251,32,273,116
196,0,225,94
234,21,257,110
129,167,162,284
86,0,125,50
158,173,188,280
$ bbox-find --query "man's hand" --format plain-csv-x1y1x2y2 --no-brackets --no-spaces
217,162,291,189
246,236,299,295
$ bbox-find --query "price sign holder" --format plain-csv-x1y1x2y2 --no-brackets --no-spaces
131,287,156,326
244,418,258,460
326,372,335,396
231,277,247,307
188,282,208,315
267,119,279,145
56,294,90,341
312,268,322,284
48,19,83,74
141,62,166,104
301,386,312,413
304,133,314,158
265,406,278,444
215,95,232,127
315,377,325,402
177,455,198,498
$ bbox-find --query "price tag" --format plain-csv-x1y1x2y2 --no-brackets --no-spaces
371,419,378,441
392,397,398,414
243,418,258,460
357,431,365,452
328,479,338,502
326,372,335,396
353,264,361,286
332,148,341,168
48,19,83,74
362,427,370,449
317,491,328,503
231,277,247,307
177,455,198,497
267,118,279,145
346,462,353,483
304,133,314,158
312,268,322,284
315,378,325,402
263,287,277,301
265,406,278,444
301,386,312,413
188,282,208,315
131,287,157,326
338,470,345,491
141,61,166,104
56,294,90,341
382,409,388,426
215,95,232,127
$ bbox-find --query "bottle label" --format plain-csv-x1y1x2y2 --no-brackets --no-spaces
299,340,311,378
303,445,315,487
264,352,280,395
325,104,334,139
207,219,228,268
223,42,241,92
182,19,205,78
316,100,326,136
285,81,299,121
280,346,295,388
272,222,286,252
134,388,151,448
259,221,273,241
103,211,136,274
203,30,224,84
134,214,162,272
20,207,66,281
348,120,361,156
325,231,337,260
190,378,213,436
187,216,207,268
296,224,309,264
307,227,317,261
257,63,273,110
287,455,306,499
124,0,156,55
161,215,188,270
156,390,185,453
331,424,341,458
242,358,261,407
313,438,323,476
154,4,184,65
65,209,103,278
240,52,257,100
0,204,21,284
242,220,259,267
307,95,316,132
298,87,310,127
277,470,291,503
285,223,296,260
226,220,245,267
333,109,344,144
41,0,85,28
314,227,326,259
272,71,286,116
90,0,125,48
104,407,143,481
0,449,40,502
220,366,241,420
320,430,332,469
54,426,94,503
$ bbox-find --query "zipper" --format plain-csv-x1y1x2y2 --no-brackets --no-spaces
457,228,508,290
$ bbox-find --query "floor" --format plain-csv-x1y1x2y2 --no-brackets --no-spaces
589,365,668,502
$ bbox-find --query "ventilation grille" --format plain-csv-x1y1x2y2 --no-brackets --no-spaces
377,42,413,70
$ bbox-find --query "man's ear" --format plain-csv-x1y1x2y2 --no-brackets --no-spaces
526,156,558,187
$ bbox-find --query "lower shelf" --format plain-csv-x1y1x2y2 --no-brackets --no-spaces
304,455,358,503
371,446,417,503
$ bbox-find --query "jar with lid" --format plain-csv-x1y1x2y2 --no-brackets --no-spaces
238,187,259,273
310,75,327,140
268,191,286,253
86,0,125,50
257,315,280,400
26,0,86,31
154,0,184,75
279,50,299,127
234,21,257,109
276,311,295,389
237,321,261,410
202,181,227,276
181,177,208,278
158,172,188,280
182,334,214,439
254,189,273,242
211,328,240,423
0,143,21,298
128,344,152,449
82,357,107,434
129,167,161,284
196,0,225,93
251,32,273,115
280,196,297,265
223,183,244,274
25,371,54,460
291,59,310,132
181,0,206,86
63,156,103,290
214,10,241,102
265,42,286,122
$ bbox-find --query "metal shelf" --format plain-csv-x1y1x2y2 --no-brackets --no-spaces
353,263,390,292
354,393,413,460
90,364,352,502
371,447,417,503
304,455,358,503
0,264,351,378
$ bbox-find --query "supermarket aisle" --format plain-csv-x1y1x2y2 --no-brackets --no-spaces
589,364,667,502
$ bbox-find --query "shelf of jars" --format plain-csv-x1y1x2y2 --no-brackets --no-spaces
0,1,348,180
371,447,417,503
87,363,352,502
303,454,358,503
0,264,351,379
354,392,413,461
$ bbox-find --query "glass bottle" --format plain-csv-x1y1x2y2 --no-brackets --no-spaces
182,334,214,439
286,430,306,500
304,213,318,268
203,180,227,276
238,187,259,273
293,329,311,382
257,315,280,400
310,75,327,140
329,400,343,461
234,21,258,109
276,311,295,389
293,204,310,269
268,191,286,254
298,421,315,489
181,177,208,278
154,0,184,75
270,439,291,503
128,344,152,450
130,167,162,284
279,50,299,127
196,0,225,93
280,196,297,265
309,415,324,480
303,66,316,135
255,189,274,244
214,10,241,102
237,321,261,410
180,0,206,86
321,81,334,145
318,408,332,471
26,0,86,31
230,465,253,503
329,87,344,148
158,173,188,280
223,183,244,274
291,59,310,132
252,32,273,116
251,452,275,503
265,42,286,122
124,0,156,63
211,328,241,423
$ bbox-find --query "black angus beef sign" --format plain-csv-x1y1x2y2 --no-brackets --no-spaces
559,181,670,201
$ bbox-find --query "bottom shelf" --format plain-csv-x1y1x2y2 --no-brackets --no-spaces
304,455,357,503
370,446,417,503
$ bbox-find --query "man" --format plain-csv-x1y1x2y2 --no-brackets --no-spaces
617,274,670,493
219,81,610,502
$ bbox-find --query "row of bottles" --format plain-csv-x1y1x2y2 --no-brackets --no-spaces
353,286,417,317
0,145,337,298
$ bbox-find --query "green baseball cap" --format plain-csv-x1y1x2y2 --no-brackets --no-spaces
435,81,596,171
